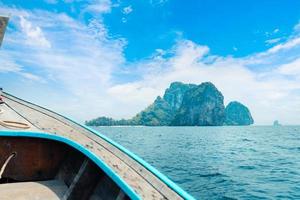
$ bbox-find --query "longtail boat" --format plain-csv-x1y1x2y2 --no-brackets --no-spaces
0,16,195,200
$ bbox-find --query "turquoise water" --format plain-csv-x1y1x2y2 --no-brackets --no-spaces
94,126,300,200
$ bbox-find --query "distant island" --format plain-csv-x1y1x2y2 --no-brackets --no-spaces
86,82,254,126
273,120,281,126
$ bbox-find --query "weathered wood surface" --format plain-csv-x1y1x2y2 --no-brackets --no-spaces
0,137,68,181
63,159,102,200
0,180,68,200
0,93,182,200
0,103,38,131
0,16,9,47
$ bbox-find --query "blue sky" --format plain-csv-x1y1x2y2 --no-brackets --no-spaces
1,0,300,124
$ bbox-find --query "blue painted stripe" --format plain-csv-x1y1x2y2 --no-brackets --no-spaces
5,93,196,200
0,130,140,200
75,125,196,200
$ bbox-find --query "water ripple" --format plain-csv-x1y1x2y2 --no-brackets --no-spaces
95,126,300,200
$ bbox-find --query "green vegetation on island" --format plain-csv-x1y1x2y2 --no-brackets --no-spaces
171,82,225,126
225,101,254,125
85,82,254,126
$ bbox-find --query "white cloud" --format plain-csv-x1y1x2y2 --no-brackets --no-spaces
122,6,133,15
265,38,281,45
108,39,300,125
150,0,168,6
171,40,209,69
273,28,279,34
267,37,300,54
265,28,279,37
121,5,133,23
0,7,126,121
278,58,300,76
19,16,51,48
121,17,127,23
18,72,44,82
294,21,300,32
85,0,112,14
0,55,22,73
0,51,45,81
1,5,300,125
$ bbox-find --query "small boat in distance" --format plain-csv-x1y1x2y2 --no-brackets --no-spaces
0,16,194,200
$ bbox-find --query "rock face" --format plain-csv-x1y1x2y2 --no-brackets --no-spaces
172,82,225,126
131,96,175,126
225,101,254,125
163,82,196,111
86,82,254,126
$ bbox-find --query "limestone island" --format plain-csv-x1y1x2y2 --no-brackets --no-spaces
86,82,254,126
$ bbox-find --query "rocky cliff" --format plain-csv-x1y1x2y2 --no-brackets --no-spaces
86,82,254,126
172,82,225,126
130,96,175,126
163,82,196,111
225,101,254,125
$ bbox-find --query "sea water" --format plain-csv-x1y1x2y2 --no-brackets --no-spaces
93,126,300,200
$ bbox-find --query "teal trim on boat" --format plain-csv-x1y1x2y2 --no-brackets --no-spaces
72,124,196,200
5,93,196,200
0,130,140,200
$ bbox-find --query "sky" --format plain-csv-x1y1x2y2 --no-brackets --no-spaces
0,0,300,125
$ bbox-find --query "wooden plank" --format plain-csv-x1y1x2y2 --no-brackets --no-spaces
0,137,67,181
63,159,102,200
89,173,126,200
0,180,68,200
0,16,9,47
116,190,126,200
0,104,38,131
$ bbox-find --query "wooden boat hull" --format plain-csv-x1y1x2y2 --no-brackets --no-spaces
0,137,68,182
0,16,9,47
0,133,131,200
0,93,195,200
